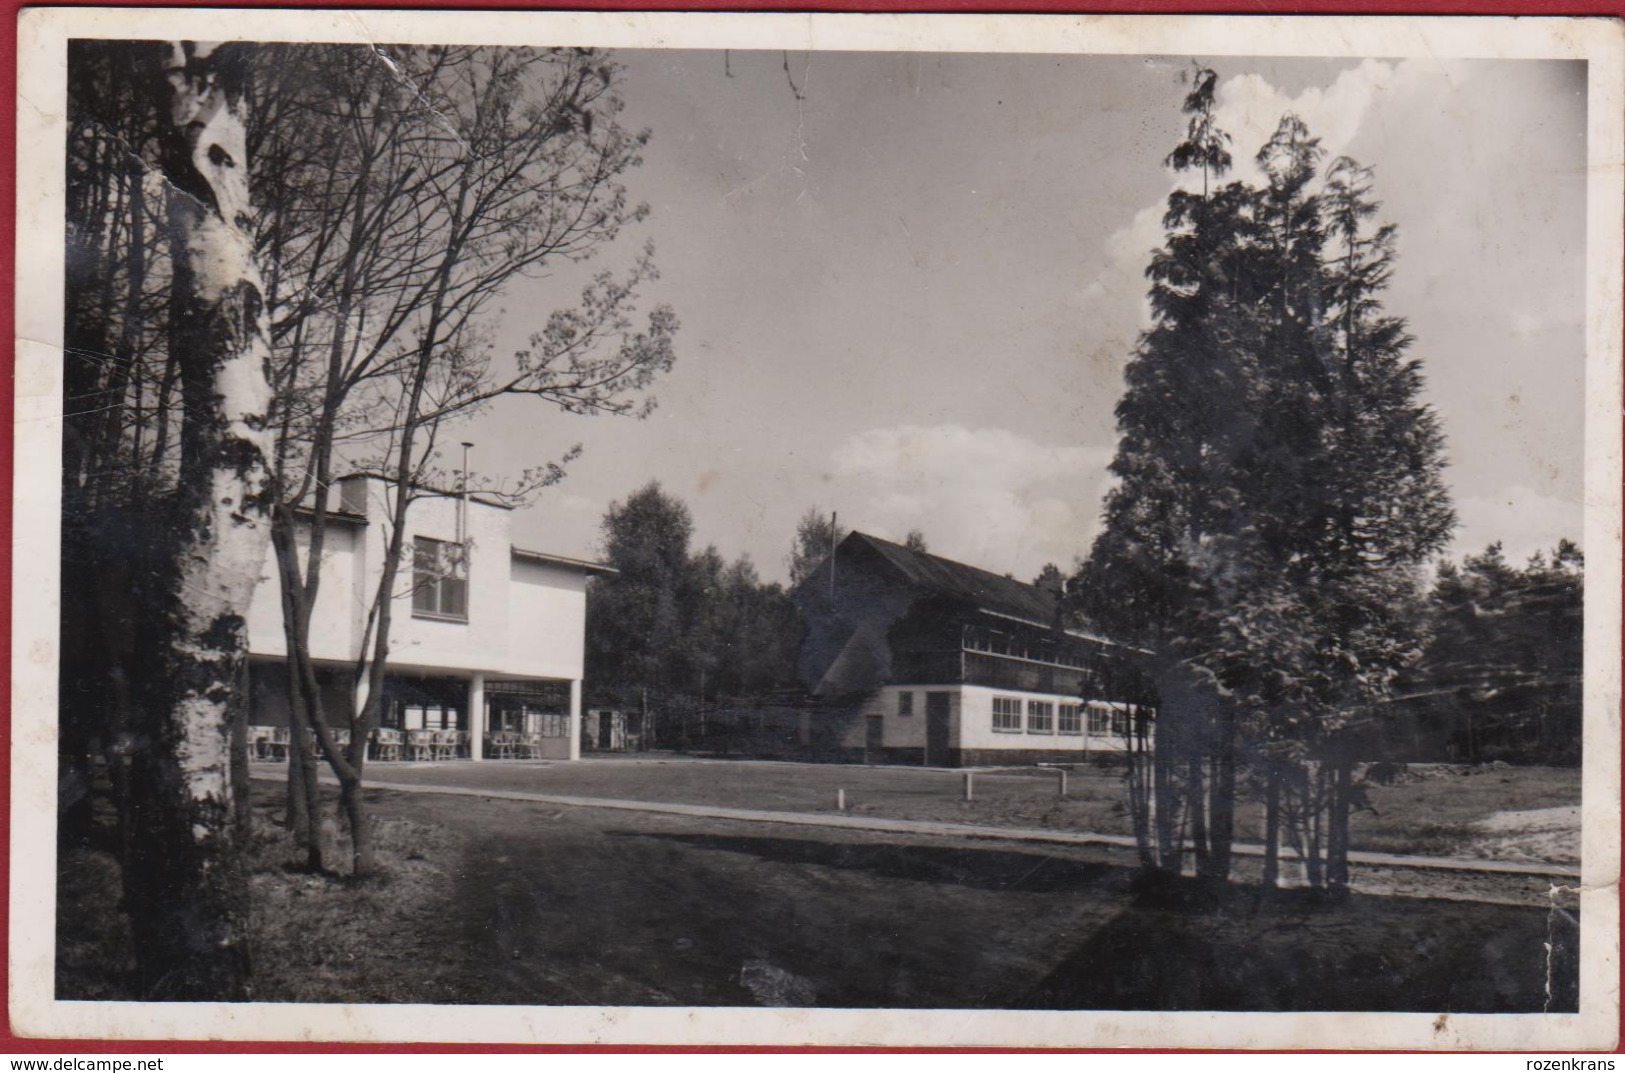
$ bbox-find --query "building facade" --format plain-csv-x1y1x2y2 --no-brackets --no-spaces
244,476,612,761
793,532,1154,767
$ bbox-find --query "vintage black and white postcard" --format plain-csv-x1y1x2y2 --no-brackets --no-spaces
11,7,1623,1049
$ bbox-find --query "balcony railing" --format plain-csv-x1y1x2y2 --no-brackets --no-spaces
963,651,1093,694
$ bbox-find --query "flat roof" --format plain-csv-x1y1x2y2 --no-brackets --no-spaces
510,545,618,576
292,504,368,525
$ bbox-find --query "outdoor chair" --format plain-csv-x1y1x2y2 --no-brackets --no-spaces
407,729,436,762
249,726,275,761
372,728,402,761
432,729,458,761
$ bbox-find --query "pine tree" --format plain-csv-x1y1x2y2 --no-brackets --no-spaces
586,482,695,724
1410,541,1581,765
1076,65,1262,879
587,489,803,751
1080,71,1453,897
1275,152,1451,895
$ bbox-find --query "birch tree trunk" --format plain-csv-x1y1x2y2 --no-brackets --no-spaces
122,41,273,1000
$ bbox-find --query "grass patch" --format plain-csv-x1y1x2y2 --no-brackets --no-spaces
1348,821,1485,858
55,845,139,1000
245,810,469,1003
57,783,1577,1012
347,757,1580,861
56,795,471,1003
1344,765,1580,860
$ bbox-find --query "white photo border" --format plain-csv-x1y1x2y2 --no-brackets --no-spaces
12,8,1622,1049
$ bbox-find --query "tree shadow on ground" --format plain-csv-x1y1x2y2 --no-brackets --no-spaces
1015,885,1580,1013
614,830,1130,895
620,832,1577,1013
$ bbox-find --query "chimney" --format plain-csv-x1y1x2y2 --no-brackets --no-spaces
458,442,474,546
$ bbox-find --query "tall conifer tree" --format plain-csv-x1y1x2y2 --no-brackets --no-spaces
1080,71,1453,895
1077,65,1261,878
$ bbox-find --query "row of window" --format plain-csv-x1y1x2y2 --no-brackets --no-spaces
962,651,1096,694
962,627,1092,670
391,704,570,737
992,696,1123,736
896,689,1126,736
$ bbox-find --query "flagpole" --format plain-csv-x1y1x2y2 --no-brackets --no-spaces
829,510,838,601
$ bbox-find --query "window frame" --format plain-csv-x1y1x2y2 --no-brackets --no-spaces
396,702,462,731
413,535,470,622
1026,699,1055,734
991,695,1022,733
1058,703,1083,735
897,690,914,717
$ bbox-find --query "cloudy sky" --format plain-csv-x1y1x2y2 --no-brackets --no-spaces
464,50,1588,584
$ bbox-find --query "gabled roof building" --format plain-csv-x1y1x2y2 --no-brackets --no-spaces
792,532,1154,767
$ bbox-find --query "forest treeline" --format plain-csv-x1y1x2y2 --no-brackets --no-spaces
583,488,857,739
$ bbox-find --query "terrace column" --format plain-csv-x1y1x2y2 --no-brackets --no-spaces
469,671,486,761
568,678,583,762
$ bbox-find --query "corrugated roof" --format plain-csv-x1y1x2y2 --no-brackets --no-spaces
844,531,1063,629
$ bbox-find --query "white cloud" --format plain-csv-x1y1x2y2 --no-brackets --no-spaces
829,425,1112,579
1082,203,1167,332
1084,59,1467,324
1214,60,1408,186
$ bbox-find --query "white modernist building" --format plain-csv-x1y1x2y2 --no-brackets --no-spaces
244,476,612,761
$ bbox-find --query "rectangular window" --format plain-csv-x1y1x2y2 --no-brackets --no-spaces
397,703,460,731
1059,704,1082,735
992,696,1022,732
897,691,914,717
1026,700,1054,734
413,536,468,620
1087,703,1112,735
